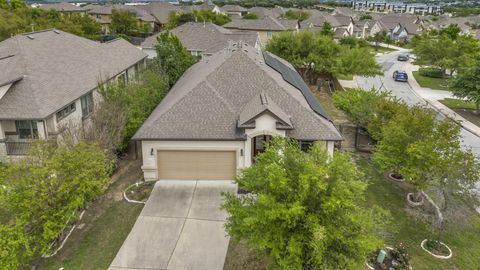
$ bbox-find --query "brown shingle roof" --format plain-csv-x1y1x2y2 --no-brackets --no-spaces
133,45,341,141
224,16,297,31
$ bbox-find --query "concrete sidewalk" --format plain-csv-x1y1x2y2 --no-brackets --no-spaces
109,180,237,270
404,64,480,138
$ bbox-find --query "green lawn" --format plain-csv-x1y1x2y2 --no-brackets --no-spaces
358,156,480,270
412,71,450,91
440,98,480,127
39,202,143,269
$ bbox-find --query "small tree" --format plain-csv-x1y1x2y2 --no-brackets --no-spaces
110,9,138,36
449,59,480,113
242,12,258,19
369,30,389,51
152,31,197,86
319,21,334,37
282,9,310,21
223,138,387,269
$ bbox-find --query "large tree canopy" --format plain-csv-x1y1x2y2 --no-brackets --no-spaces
266,31,381,80
223,138,387,270
410,24,480,77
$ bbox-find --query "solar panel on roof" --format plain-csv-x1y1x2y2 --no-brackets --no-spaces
262,51,331,121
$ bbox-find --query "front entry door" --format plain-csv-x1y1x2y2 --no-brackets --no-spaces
252,135,272,163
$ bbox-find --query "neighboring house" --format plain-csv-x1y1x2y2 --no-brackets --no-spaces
85,4,157,34
133,43,342,181
369,14,424,40
141,22,259,59
214,4,248,18
39,2,88,16
301,13,353,34
0,29,147,160
180,2,216,13
138,2,181,30
224,16,298,46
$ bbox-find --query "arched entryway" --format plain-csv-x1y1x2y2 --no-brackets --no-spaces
252,134,272,163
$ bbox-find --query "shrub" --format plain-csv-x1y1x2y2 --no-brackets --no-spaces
419,67,444,78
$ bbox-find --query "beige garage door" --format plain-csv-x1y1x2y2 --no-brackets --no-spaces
157,150,236,180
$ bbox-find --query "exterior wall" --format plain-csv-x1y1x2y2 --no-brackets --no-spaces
141,140,247,180
143,48,157,59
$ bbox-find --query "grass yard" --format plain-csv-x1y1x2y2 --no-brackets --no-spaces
412,71,450,91
439,98,480,128
370,46,397,54
358,155,480,270
37,158,147,270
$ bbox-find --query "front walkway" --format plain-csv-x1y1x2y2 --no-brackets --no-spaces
109,180,237,270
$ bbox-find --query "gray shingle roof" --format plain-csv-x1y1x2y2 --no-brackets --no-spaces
141,23,258,53
224,16,297,31
220,5,247,13
138,2,181,24
0,29,147,120
238,93,292,129
133,45,342,141
39,2,87,12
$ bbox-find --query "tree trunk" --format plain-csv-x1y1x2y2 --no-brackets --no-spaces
414,191,423,202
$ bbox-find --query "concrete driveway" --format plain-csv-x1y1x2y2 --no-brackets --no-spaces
109,180,237,270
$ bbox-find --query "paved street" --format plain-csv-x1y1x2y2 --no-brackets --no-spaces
354,49,480,157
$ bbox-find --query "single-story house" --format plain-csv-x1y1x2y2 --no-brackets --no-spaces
0,29,147,160
141,22,259,59
224,16,298,46
39,2,88,16
133,43,342,181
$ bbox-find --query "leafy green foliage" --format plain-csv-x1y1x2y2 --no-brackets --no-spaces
332,88,406,141
449,59,480,112
359,14,373,20
165,10,231,29
339,35,369,49
152,31,197,86
223,138,387,270
266,31,381,80
98,68,169,150
0,3,102,42
281,9,310,21
319,21,334,37
0,140,112,269
410,24,480,77
368,30,394,50
110,9,139,36
418,67,444,78
242,12,258,19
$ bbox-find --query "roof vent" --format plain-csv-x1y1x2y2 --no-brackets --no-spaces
53,30,60,34
26,35,34,40
260,93,268,105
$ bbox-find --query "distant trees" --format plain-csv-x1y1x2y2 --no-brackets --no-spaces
223,138,387,270
0,1,102,41
110,9,139,36
165,10,231,29
449,59,480,113
213,0,318,8
266,30,381,82
410,24,480,78
281,9,310,21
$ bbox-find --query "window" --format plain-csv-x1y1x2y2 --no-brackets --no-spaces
81,92,94,118
267,31,273,39
56,102,76,121
15,120,38,139
300,141,314,152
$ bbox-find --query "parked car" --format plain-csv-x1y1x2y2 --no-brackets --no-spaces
393,70,408,82
397,54,409,61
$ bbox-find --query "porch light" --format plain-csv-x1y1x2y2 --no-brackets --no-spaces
240,149,244,156
150,148,154,156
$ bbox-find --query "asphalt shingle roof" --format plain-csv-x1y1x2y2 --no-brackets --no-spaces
138,2,181,24
133,45,342,141
39,2,87,12
0,29,147,120
224,16,297,31
141,23,258,53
